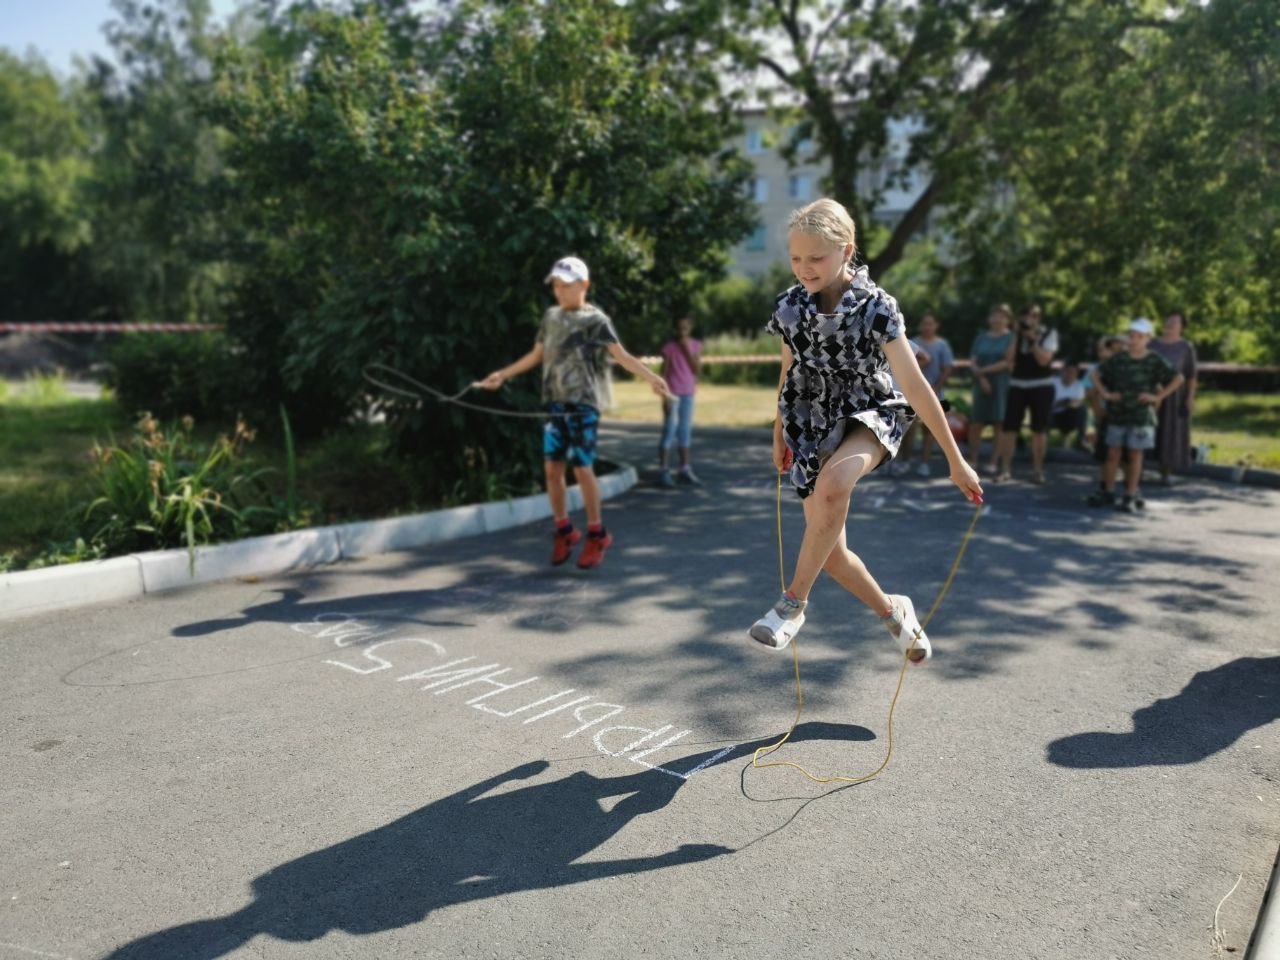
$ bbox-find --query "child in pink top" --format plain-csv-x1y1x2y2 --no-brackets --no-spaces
657,317,703,487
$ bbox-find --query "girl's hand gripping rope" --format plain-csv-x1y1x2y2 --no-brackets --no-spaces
477,371,506,391
950,459,984,505
772,438,794,475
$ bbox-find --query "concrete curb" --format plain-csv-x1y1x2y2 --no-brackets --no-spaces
1042,446,1280,489
0,463,637,622
1248,845,1280,960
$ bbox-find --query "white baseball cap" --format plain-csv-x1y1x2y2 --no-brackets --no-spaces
1128,317,1155,335
545,256,590,284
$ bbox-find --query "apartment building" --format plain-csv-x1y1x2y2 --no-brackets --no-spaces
730,107,928,276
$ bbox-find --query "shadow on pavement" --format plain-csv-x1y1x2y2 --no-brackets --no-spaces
99,722,870,959
1046,656,1280,767
163,424,1271,742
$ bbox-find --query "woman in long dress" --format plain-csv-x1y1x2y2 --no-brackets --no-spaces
1149,312,1198,483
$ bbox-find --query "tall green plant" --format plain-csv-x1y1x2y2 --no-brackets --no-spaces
86,413,277,572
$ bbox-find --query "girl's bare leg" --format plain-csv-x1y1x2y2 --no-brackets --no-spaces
787,427,886,601
545,460,569,520
817,519,891,614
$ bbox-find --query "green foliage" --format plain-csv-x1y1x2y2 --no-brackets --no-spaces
0,51,105,322
24,537,108,570
689,264,792,336
942,0,1279,361
103,331,242,422
209,0,753,485
15,370,72,406
443,446,534,508
279,404,298,527
84,412,278,570
84,0,230,327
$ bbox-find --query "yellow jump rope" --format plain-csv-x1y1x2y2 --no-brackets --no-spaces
750,472,983,785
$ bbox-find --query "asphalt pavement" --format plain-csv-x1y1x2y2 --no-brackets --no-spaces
3,422,1278,960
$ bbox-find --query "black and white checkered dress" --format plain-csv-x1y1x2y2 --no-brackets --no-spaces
765,266,914,499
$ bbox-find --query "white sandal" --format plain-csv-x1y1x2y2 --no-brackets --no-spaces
750,595,806,651
885,594,932,663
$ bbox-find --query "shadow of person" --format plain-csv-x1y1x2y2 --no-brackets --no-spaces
171,588,468,639
1046,656,1280,768
98,723,870,960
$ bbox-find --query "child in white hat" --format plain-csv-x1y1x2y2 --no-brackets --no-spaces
480,257,671,567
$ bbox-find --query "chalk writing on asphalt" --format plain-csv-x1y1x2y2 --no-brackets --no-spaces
289,613,735,782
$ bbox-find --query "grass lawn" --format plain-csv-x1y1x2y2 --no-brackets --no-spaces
0,397,125,566
607,380,775,429
609,380,1280,469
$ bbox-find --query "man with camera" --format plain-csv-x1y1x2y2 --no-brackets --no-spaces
994,304,1059,483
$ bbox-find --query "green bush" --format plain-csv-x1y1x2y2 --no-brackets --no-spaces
699,332,780,386
84,412,279,570
104,332,244,424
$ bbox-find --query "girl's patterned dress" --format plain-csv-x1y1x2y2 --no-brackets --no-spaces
766,266,914,498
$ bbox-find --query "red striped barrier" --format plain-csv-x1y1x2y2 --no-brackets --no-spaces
0,323,224,333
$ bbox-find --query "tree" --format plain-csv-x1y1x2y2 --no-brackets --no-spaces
0,51,101,321
84,0,229,326
209,0,753,481
947,0,1279,359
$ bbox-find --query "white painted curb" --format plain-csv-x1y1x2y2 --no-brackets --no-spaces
0,464,636,621
1249,847,1280,960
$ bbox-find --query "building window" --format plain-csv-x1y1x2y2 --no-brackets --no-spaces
748,176,770,202
790,125,814,153
746,126,765,154
788,175,812,201
744,225,767,251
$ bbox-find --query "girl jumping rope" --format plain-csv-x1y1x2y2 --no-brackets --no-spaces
749,199,984,661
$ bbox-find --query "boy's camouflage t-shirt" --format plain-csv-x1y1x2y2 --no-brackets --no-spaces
538,304,620,409
1097,351,1176,427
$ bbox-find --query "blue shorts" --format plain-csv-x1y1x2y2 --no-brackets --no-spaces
1106,424,1155,451
543,403,601,467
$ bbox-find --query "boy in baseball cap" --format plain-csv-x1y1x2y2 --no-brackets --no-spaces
480,256,671,567
1087,318,1184,512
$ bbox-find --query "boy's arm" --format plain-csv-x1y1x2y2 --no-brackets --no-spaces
937,357,954,389
1140,372,1185,406
607,342,673,399
1094,366,1121,403
478,342,544,390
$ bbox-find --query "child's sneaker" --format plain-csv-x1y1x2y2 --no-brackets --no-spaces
551,525,581,566
1086,489,1115,507
749,592,806,650
657,470,676,489
1117,496,1137,514
576,530,613,569
677,466,703,486
1134,491,1146,510
883,594,931,663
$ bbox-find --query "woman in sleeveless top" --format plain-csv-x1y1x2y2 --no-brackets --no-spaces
995,304,1059,484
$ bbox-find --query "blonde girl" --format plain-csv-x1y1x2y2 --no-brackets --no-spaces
750,199,983,660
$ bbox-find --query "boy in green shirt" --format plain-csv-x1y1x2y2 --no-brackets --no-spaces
1088,318,1184,513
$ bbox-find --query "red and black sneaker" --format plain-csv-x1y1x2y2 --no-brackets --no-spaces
551,526,581,566
576,530,613,569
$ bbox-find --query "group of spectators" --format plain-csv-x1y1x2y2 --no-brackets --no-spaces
894,305,1200,512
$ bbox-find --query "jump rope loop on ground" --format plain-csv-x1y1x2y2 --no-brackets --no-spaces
750,471,983,785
